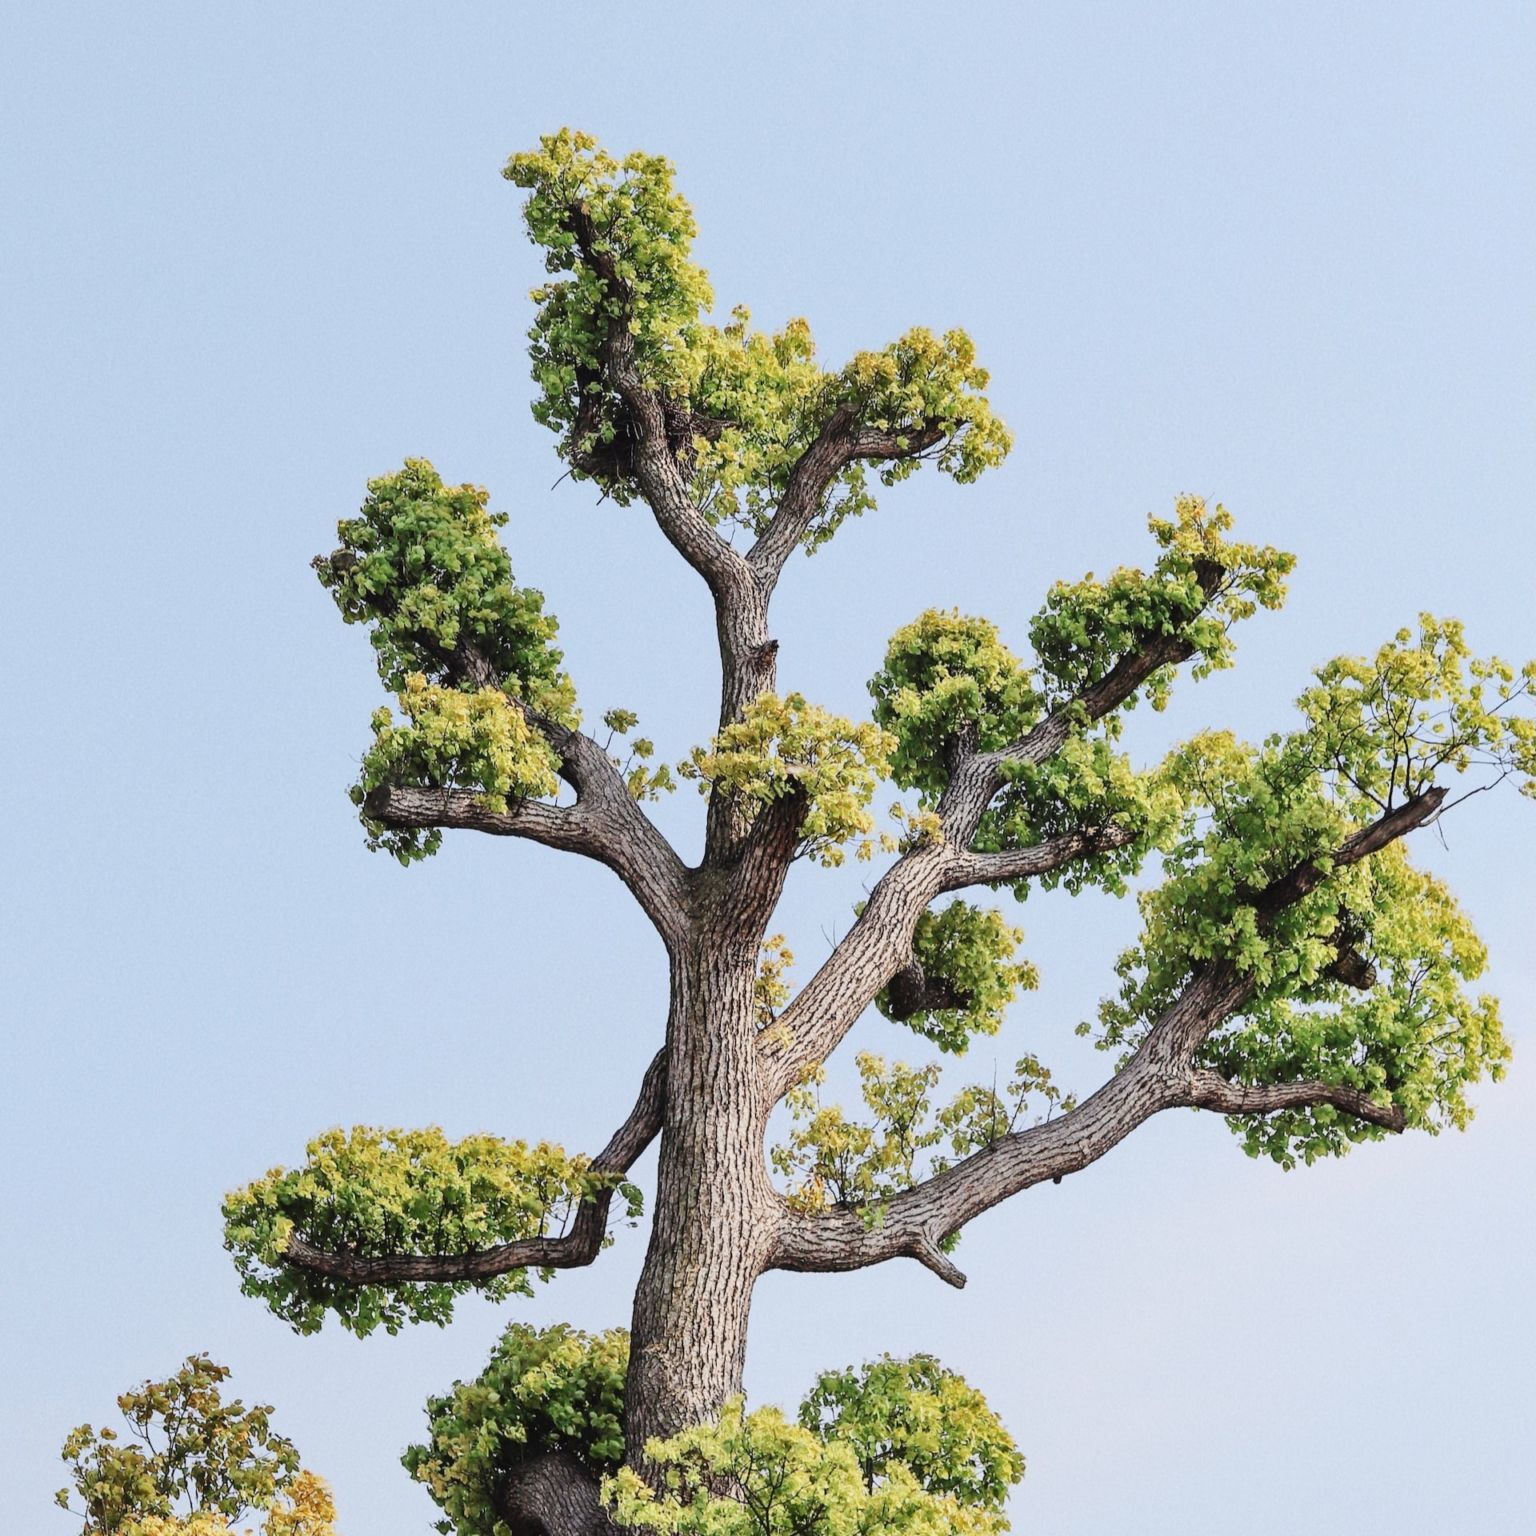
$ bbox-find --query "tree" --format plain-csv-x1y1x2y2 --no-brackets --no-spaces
207,129,1530,1534
56,1355,336,1536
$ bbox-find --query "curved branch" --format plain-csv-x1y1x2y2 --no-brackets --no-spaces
769,789,1449,1281
281,1050,667,1287
566,203,749,605
747,412,947,584
1187,1069,1405,1132
366,783,690,945
938,822,1141,891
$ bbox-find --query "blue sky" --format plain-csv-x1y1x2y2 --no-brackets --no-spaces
4,4,1533,1533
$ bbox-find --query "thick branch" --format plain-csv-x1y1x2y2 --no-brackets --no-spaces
366,783,689,945
1187,1069,1406,1132
762,822,1147,1098
281,1050,666,1286
747,413,947,584
938,822,1141,891
771,790,1447,1279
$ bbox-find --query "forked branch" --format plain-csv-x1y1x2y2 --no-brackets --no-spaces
770,791,1443,1283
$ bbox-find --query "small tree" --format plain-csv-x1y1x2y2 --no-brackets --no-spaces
57,1355,335,1536
213,130,1530,1534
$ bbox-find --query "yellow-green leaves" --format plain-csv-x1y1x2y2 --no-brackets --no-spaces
771,1053,1072,1218
356,675,563,862
1199,844,1511,1166
1030,495,1292,711
607,1394,1010,1536
603,707,677,802
833,326,1012,488
222,1128,626,1336
681,692,895,865
404,1323,630,1536
876,901,1037,1054
871,610,1040,796
57,1357,305,1536
317,459,571,700
317,459,577,862
1299,614,1536,812
506,130,1010,550
506,129,712,498
799,1355,1024,1518
406,1333,1021,1536
1087,615,1535,1165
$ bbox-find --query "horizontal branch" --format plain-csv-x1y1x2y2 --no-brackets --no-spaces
1187,1069,1406,1132
366,782,690,944
938,822,1141,890
281,1050,667,1287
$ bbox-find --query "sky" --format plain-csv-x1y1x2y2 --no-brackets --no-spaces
3,3,1533,1533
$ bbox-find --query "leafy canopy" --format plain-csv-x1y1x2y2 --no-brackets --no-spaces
606,1399,1009,1536
404,1322,631,1536
1088,617,1534,1164
56,1357,325,1536
505,129,1010,548
223,1126,638,1336
405,1328,1023,1536
874,900,1038,1055
316,458,578,861
681,692,895,866
798,1354,1024,1514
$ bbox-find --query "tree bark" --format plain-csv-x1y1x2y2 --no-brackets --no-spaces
623,928,777,1465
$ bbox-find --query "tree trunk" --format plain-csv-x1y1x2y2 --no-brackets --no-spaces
624,931,775,1464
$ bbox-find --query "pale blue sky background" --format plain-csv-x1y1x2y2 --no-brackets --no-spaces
4,4,1534,1533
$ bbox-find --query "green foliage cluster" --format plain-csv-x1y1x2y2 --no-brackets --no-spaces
1090,617,1533,1164
315,459,577,860
875,900,1037,1054
223,1127,637,1336
57,1356,302,1536
771,1051,1072,1218
870,610,1040,796
680,692,895,865
315,458,571,702
506,131,1010,550
978,738,1184,900
506,129,712,490
404,1329,1022,1536
358,675,562,863
404,1323,630,1536
1027,495,1292,710
607,1393,1012,1536
798,1355,1023,1514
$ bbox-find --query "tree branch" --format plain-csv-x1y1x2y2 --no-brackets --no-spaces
937,822,1142,891
1186,1069,1406,1132
566,204,751,606
281,1050,667,1286
770,787,1447,1281
746,412,947,584
365,781,689,945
